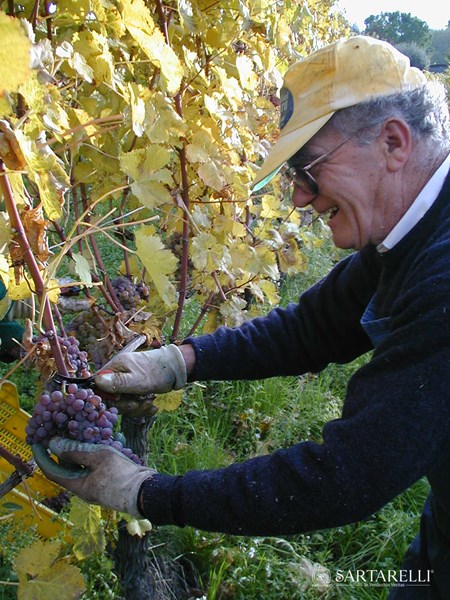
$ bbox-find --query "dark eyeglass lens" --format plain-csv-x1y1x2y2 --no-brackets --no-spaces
287,168,318,195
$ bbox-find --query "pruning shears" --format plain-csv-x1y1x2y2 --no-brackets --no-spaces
51,334,147,389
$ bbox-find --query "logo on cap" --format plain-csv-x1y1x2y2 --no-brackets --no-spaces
279,87,294,130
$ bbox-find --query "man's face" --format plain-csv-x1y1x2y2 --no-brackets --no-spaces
288,127,401,250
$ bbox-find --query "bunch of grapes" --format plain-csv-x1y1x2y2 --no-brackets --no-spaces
42,490,71,513
59,335,90,378
33,332,91,379
67,313,110,370
26,384,142,464
111,276,150,311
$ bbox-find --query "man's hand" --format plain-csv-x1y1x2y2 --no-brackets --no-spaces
33,438,156,517
95,344,188,395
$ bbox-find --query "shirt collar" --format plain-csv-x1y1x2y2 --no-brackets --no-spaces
377,153,450,254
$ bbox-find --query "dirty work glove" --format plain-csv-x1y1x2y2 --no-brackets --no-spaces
33,438,156,517
95,344,187,395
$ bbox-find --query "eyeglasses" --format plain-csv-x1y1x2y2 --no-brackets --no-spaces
285,135,353,196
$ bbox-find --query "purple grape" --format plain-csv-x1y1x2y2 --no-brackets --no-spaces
40,394,51,406
35,427,47,440
82,427,94,441
51,390,64,402
101,427,113,439
55,412,68,425
67,420,79,432
76,389,88,401
73,399,85,412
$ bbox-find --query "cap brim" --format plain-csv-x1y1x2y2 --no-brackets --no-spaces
251,113,334,192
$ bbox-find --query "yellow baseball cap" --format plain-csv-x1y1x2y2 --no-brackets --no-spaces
252,35,427,191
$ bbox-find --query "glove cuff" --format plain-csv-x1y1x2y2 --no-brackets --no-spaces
164,344,187,390
125,471,156,518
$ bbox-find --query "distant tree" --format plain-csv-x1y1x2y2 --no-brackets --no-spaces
430,26,450,64
395,42,430,70
363,12,432,50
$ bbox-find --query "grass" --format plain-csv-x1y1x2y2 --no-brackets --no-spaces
0,236,430,598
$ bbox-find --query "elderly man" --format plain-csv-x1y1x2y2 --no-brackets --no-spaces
36,36,450,598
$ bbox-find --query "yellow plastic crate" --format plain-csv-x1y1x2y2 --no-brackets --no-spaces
0,380,71,539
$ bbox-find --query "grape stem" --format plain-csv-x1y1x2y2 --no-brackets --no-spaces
0,161,69,375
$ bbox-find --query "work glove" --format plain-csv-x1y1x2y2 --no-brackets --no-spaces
33,438,156,517
95,344,187,396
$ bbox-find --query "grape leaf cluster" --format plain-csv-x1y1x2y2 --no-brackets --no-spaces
26,385,142,464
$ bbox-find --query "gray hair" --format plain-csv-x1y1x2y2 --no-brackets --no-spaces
328,79,450,153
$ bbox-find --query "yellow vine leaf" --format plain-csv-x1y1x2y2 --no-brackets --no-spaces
236,55,259,92
71,253,93,286
219,296,247,327
135,227,177,307
14,539,85,600
120,146,173,209
8,276,32,300
0,293,11,320
69,497,105,560
246,245,279,279
4,172,28,209
0,210,12,251
15,131,69,221
72,30,115,86
261,195,281,219
191,232,232,273
197,161,226,191
127,82,146,137
278,239,308,274
47,278,61,304
258,279,280,305
0,12,32,94
118,254,141,279
202,307,219,334
120,0,183,95
154,389,183,412
0,254,9,288
144,90,187,143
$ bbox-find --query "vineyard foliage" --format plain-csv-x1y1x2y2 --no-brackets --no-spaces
0,0,350,596
0,0,348,345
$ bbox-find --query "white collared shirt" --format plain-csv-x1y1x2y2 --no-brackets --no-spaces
377,153,450,253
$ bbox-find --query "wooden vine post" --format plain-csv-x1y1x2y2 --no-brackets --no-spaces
114,410,157,600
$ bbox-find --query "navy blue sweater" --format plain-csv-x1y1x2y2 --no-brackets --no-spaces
140,173,450,537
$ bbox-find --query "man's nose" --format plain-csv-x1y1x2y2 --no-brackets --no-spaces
291,185,317,208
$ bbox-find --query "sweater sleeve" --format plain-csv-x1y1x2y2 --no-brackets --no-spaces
184,245,380,382
138,229,450,536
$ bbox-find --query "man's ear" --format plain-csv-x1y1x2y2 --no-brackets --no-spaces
379,118,413,172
